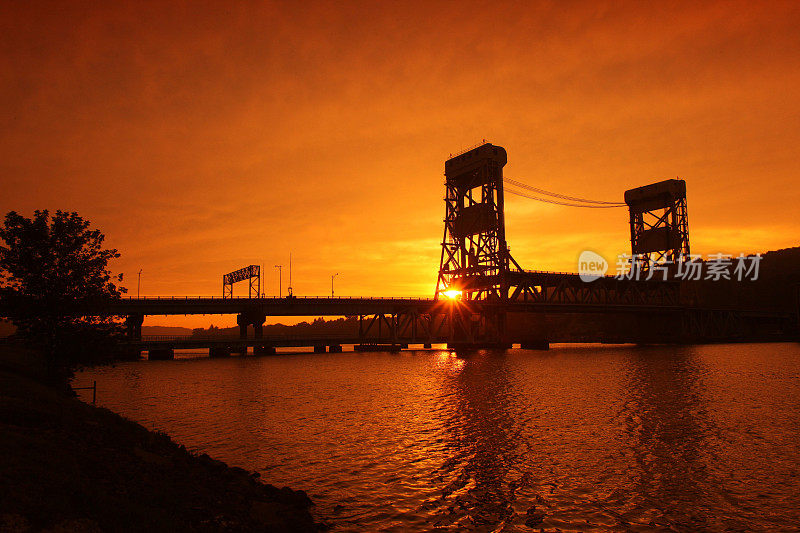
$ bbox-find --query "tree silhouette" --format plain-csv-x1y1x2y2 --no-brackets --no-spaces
0,210,126,381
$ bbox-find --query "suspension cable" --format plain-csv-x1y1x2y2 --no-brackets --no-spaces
504,185,626,208
504,177,626,206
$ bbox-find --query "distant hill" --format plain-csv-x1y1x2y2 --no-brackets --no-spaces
188,317,360,339
743,246,800,311
141,326,193,336
690,246,800,312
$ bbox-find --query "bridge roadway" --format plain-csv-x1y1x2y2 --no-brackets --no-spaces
134,334,449,351
106,271,693,318
109,296,443,317
107,293,683,317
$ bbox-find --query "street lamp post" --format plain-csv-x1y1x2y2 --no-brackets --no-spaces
287,252,293,297
137,269,142,298
331,272,339,298
274,265,282,298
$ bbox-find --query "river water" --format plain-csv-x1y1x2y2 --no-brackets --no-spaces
74,343,800,532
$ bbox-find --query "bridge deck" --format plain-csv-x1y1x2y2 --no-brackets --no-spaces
106,295,686,317
109,296,440,316
133,335,449,349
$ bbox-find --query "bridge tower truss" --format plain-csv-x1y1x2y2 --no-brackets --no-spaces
435,142,521,345
436,142,521,302
624,179,690,272
222,265,261,298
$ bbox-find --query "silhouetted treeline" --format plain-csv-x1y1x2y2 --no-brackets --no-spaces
685,246,800,311
1,210,126,385
191,316,360,338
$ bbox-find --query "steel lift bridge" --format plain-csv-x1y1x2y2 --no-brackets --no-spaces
104,142,795,358
432,142,695,348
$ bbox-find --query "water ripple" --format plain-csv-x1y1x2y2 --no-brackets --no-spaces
75,344,800,531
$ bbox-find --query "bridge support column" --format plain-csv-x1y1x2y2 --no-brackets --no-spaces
520,339,550,350
313,345,326,353
355,343,401,352
796,285,800,339
232,343,247,355
210,346,231,358
124,347,143,360
254,345,276,355
237,311,266,347
148,347,174,360
328,344,342,353
125,314,144,341
446,341,511,351
237,314,248,340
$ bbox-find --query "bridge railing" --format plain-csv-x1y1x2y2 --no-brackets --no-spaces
122,295,435,301
510,268,667,280
140,334,366,342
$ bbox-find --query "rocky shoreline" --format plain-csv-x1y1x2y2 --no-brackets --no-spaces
0,345,321,532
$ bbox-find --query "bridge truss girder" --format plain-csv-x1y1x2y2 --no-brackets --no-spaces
681,309,744,342
223,265,261,299
357,309,448,345
355,300,507,346
505,271,681,307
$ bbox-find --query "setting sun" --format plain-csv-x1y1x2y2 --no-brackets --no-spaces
443,289,462,300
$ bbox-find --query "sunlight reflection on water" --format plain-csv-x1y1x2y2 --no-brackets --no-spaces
75,343,800,531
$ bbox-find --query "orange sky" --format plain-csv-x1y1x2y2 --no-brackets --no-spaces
2,1,799,327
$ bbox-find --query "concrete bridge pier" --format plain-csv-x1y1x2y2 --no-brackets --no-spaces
209,346,231,358
795,285,800,338
328,345,342,353
237,311,267,347
447,341,512,352
355,343,401,352
124,346,143,360
148,346,174,360
313,345,326,353
520,339,550,350
238,314,247,339
125,314,144,341
254,345,277,355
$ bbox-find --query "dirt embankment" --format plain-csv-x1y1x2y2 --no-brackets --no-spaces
0,344,321,532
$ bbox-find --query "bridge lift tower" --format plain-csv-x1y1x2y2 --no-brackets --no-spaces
624,179,690,272
436,142,521,300
436,142,521,344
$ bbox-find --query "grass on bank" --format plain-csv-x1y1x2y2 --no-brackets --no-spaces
0,343,320,532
